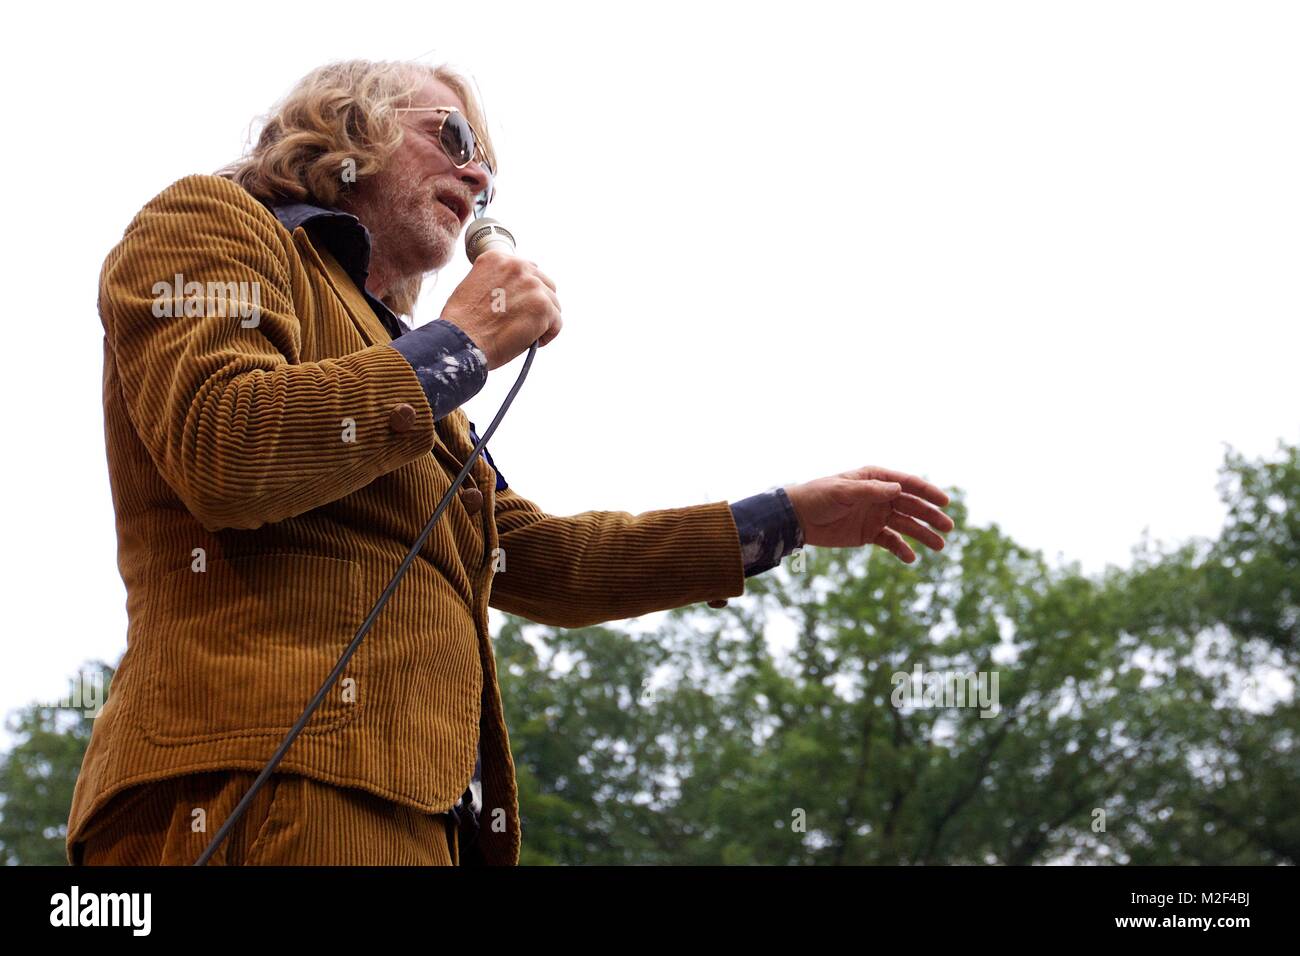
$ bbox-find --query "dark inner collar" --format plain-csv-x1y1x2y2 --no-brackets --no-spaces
267,201,408,340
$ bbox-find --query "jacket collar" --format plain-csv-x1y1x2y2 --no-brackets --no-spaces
267,201,409,340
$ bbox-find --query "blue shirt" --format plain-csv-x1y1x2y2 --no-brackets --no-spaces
267,200,805,825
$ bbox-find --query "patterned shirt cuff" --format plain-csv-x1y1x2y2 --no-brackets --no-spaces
730,486,806,577
387,318,488,421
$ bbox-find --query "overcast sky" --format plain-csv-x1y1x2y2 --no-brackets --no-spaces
2,0,1297,733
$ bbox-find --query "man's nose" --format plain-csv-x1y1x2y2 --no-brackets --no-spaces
458,161,491,197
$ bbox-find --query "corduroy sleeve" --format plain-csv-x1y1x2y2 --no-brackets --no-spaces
487,486,747,628
99,174,437,532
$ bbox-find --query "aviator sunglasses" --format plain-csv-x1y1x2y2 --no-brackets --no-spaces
395,106,496,218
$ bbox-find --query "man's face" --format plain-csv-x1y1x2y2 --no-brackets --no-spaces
345,75,493,277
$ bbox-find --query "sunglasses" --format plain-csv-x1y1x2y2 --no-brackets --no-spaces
395,106,496,218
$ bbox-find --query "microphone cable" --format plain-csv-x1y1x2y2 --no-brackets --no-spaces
195,215,529,865
193,338,538,868
194,338,538,865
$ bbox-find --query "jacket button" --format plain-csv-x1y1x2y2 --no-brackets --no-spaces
460,487,484,515
707,599,728,608
388,403,418,433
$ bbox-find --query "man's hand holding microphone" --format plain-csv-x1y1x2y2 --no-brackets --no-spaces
443,219,562,369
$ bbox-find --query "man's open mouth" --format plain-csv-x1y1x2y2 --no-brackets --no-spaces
437,196,467,221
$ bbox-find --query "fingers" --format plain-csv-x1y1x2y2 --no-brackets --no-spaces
477,248,513,267
886,511,945,551
537,282,561,314
862,479,903,501
523,260,560,314
537,314,562,347
522,265,561,347
849,466,950,507
874,527,916,563
892,492,956,533
527,260,557,294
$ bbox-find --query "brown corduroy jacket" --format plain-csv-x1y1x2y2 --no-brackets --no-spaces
67,174,746,865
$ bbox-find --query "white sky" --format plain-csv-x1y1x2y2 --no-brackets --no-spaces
1,0,1297,736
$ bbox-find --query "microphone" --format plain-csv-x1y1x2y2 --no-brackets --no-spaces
464,216,542,355
464,217,516,263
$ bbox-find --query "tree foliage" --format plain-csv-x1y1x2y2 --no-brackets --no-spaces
0,663,110,865
500,438,1297,864
2,440,1295,865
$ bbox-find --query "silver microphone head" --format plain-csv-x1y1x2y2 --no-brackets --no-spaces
464,217,516,263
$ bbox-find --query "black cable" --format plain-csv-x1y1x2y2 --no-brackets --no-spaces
195,340,539,865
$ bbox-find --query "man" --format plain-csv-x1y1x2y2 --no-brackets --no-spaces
67,59,954,866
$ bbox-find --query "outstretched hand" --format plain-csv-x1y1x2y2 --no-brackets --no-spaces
784,466,954,563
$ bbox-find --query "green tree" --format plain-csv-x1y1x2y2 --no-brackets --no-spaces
500,439,1297,864
5,439,1295,865
0,662,111,865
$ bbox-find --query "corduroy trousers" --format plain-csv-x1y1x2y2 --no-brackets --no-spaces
69,770,476,866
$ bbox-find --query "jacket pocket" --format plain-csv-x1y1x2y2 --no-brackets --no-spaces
137,552,365,743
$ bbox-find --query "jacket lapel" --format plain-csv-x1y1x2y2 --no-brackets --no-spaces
297,232,496,491
299,233,393,347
